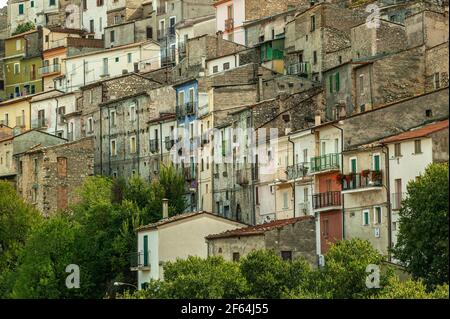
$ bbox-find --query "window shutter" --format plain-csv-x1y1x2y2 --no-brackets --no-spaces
335,72,340,91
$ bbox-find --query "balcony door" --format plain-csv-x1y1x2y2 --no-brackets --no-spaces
394,179,402,208
143,235,148,267
373,154,380,171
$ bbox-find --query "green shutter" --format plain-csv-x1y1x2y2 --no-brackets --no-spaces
335,72,340,92
143,235,148,267
364,212,369,225
19,4,24,14
351,158,357,173
374,155,380,171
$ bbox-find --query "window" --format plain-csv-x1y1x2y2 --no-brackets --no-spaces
372,153,380,171
90,19,94,33
4,113,8,126
146,27,153,39
232,252,240,262
57,157,67,177
127,53,132,63
97,0,104,6
310,15,316,32
362,210,370,226
323,219,329,237
115,57,119,63
31,1,34,8
313,51,317,64
110,110,116,126
223,62,230,70
110,140,117,156
213,65,219,73
338,55,342,64
130,103,136,121
102,58,108,75
359,75,364,95
130,136,137,153
321,141,326,155
255,186,259,205
110,30,115,42
18,3,24,15
99,17,103,32
49,0,56,6
335,72,340,92
283,192,288,209
14,63,20,74
114,15,121,24
350,157,357,173
433,72,440,89
374,207,382,224
87,117,93,133
414,139,422,154
281,251,293,261
394,143,401,157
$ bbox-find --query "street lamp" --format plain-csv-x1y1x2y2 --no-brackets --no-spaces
113,282,138,290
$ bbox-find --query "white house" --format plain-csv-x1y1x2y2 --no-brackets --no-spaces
379,119,449,246
133,201,246,289
214,0,246,45
206,51,241,76
57,41,161,92
30,89,82,140
7,0,60,34
82,0,107,39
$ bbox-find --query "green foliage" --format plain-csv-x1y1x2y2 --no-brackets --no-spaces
12,22,35,36
392,163,449,288
375,276,449,299
0,181,41,297
318,238,385,299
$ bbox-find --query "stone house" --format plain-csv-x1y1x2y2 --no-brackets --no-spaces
206,215,317,265
104,17,154,49
106,0,144,26
15,136,94,216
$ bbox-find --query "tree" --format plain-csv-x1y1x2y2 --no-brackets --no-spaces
392,163,449,288
12,22,35,35
375,276,449,299
10,215,82,299
0,181,41,297
318,238,386,299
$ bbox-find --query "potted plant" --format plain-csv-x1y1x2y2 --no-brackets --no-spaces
361,169,371,177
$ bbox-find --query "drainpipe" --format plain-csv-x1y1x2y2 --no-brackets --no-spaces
331,123,345,239
54,97,59,136
288,135,296,217
382,144,392,261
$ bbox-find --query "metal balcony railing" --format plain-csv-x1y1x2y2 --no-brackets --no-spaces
40,64,61,75
286,163,309,180
312,191,341,210
165,136,174,150
150,139,159,153
342,170,382,191
31,118,49,129
391,192,406,210
129,251,150,269
310,153,340,173
287,62,310,76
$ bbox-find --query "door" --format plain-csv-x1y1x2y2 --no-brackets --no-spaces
395,179,402,209
143,235,148,267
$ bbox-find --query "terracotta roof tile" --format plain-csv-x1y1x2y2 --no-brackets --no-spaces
205,216,314,239
380,120,449,144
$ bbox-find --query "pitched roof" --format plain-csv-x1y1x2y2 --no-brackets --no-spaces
380,120,449,144
205,216,314,239
136,211,247,232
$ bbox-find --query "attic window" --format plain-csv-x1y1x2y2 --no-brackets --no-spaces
425,109,433,117
282,114,290,123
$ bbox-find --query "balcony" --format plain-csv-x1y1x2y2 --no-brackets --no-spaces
165,136,174,150
31,118,49,129
129,251,150,271
198,103,209,118
286,163,310,181
262,47,284,62
40,64,61,75
287,62,310,77
391,192,406,210
310,153,340,174
150,139,159,153
157,27,175,40
184,166,196,181
236,169,249,185
341,170,383,193
312,191,341,211
225,18,234,32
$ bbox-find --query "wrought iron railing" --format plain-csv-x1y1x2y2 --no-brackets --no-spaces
310,153,340,173
312,191,341,209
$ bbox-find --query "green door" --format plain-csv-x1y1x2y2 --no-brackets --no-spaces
373,154,380,171
143,235,148,267
351,158,357,173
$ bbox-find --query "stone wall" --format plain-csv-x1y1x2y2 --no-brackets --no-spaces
425,42,449,92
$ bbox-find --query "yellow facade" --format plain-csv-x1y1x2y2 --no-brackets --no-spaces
0,96,31,130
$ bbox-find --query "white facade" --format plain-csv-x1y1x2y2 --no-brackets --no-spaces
206,53,239,76
215,0,245,45
82,0,107,39
58,41,161,92
135,213,245,288
30,90,80,140
8,0,59,34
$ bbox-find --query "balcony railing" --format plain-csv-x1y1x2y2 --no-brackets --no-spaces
225,18,234,31
263,47,284,62
40,64,61,75
129,251,150,270
165,136,175,150
298,202,311,215
341,170,382,191
150,139,159,153
176,101,197,118
310,153,340,173
391,192,406,210
236,169,249,185
287,62,310,76
312,191,341,210
286,163,309,181
157,27,175,40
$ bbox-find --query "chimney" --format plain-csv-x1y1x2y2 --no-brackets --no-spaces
314,112,321,126
162,198,169,219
